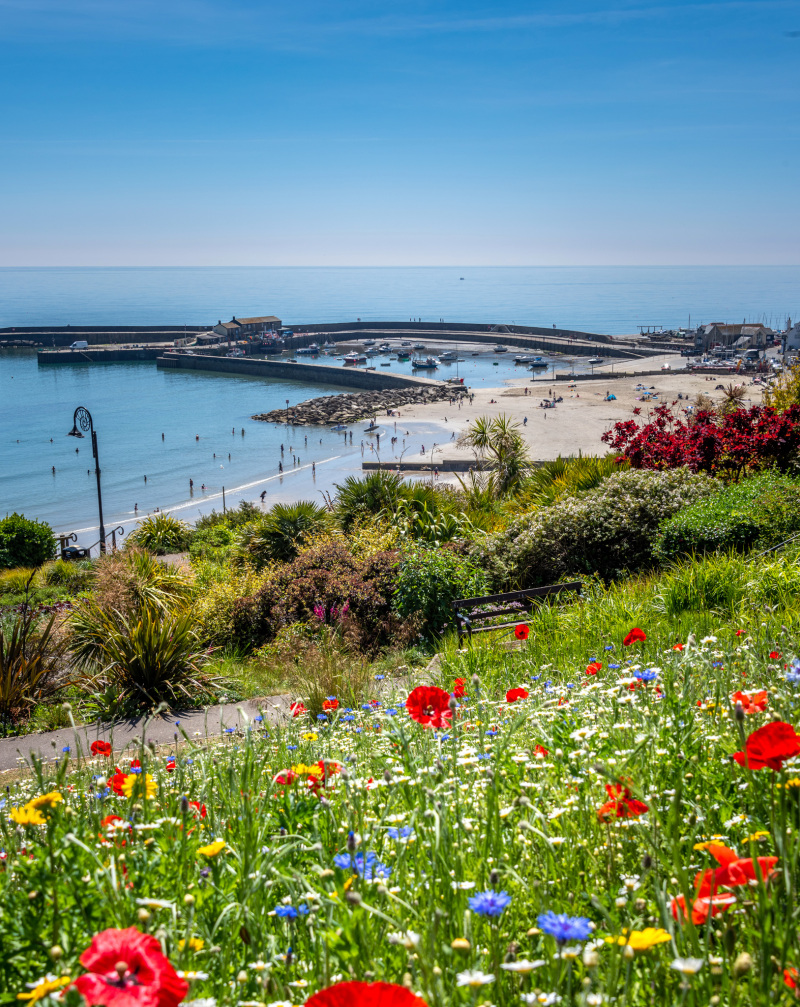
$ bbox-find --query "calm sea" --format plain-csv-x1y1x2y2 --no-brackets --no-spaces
1,266,797,547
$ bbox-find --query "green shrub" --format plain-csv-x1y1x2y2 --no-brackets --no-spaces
0,514,55,570
335,472,405,532
127,512,193,554
393,543,486,639
195,500,261,531
475,467,715,589
190,524,236,562
237,501,331,566
655,471,800,561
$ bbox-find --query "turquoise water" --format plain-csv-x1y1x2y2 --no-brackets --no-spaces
0,351,448,544
1,266,797,334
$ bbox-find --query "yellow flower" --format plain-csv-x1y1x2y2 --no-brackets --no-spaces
606,928,672,952
29,792,63,811
197,839,226,858
121,773,157,800
10,804,46,827
744,830,770,843
780,777,800,789
17,976,71,1003
301,732,318,742
291,763,323,778
178,938,205,952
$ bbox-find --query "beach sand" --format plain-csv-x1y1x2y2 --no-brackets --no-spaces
375,363,770,477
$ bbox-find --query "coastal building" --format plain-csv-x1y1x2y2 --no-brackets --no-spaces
212,315,282,338
696,322,772,352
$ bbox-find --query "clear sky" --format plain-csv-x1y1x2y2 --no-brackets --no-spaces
1,0,798,266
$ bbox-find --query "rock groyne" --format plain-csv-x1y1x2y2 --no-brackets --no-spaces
252,384,466,426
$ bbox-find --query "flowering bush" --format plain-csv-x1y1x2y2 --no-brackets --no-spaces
475,468,714,588
602,402,800,476
393,543,486,639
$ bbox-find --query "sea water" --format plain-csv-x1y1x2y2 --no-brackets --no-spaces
1,266,797,545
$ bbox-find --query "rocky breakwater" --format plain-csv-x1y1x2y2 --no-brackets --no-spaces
253,385,466,426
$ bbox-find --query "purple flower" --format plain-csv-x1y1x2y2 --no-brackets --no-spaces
468,890,512,917
313,604,325,621
333,851,392,880
275,903,309,918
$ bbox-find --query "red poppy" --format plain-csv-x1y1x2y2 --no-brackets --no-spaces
597,783,648,821
515,624,530,641
130,760,141,769
322,698,339,711
406,686,452,730
165,758,176,773
273,769,298,786
505,687,529,703
785,968,798,990
694,842,779,898
108,769,127,797
91,741,112,757
452,678,466,698
735,629,745,637
731,690,768,714
306,981,427,1007
290,701,307,717
101,814,125,829
533,744,549,757
623,627,647,646
670,892,737,926
733,721,800,771
770,651,782,660
188,801,206,818
73,927,188,1007
672,643,684,652
585,661,602,676
307,759,342,795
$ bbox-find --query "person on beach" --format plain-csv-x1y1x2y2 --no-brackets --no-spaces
52,466,55,474
134,503,138,512
196,435,199,441
312,462,316,475
161,433,164,441
260,490,267,502
144,475,147,483
189,479,193,490
279,461,283,472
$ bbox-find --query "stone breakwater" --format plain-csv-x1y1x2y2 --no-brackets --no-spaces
252,384,466,426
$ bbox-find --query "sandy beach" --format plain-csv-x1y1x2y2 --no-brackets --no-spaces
375,358,771,476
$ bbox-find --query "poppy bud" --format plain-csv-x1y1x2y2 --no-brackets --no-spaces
402,973,413,989
346,890,362,904
236,971,248,984
735,702,745,722
733,952,753,978
137,909,150,922
347,830,357,851
383,769,392,782
184,894,195,906
451,938,471,952
49,946,63,960
471,674,480,687
641,853,653,870
180,796,189,813
489,869,500,885
449,696,457,712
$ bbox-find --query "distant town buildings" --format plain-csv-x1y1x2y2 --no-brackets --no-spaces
696,322,773,352
212,315,282,338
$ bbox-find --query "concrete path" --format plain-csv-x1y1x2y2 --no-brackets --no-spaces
0,696,291,774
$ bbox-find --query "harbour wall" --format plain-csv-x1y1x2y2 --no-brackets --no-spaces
3,326,206,347
156,352,441,392
291,320,608,341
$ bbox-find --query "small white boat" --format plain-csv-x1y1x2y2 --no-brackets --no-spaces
378,343,392,352
439,350,458,361
226,347,245,357
587,356,604,365
363,339,376,346
413,343,426,350
323,340,336,349
513,354,532,364
297,345,319,355
400,341,412,346
412,356,439,369
331,423,348,431
528,357,548,368
494,344,508,352
343,353,367,366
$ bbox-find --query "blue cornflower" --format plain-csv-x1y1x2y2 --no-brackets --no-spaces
333,851,392,880
387,826,415,841
129,766,142,774
275,903,309,918
385,708,398,716
786,661,800,685
565,683,575,690
185,758,194,765
287,744,298,751
254,715,263,723
608,663,621,670
468,890,512,917
175,720,180,726
62,746,70,754
485,730,498,737
342,715,355,722
94,787,111,800
532,675,540,681
477,753,492,760
374,674,385,681
327,695,337,700
361,704,372,711
537,911,592,944
604,645,614,651
355,728,363,734
317,714,328,721
635,669,657,682
439,734,450,742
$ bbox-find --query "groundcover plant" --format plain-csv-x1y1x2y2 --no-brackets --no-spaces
2,627,800,1006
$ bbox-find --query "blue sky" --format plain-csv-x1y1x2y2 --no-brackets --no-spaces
1,0,798,265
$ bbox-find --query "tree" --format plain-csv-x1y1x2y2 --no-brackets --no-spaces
458,415,532,499
764,360,800,411
0,514,55,570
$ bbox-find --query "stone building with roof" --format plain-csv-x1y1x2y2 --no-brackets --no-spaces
212,315,282,338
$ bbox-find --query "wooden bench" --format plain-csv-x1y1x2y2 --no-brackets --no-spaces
453,581,582,643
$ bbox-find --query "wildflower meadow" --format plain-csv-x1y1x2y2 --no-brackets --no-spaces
3,623,800,1007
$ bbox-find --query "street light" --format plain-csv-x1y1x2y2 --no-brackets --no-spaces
68,406,106,553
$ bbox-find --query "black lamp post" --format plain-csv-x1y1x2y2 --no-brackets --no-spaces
68,406,106,553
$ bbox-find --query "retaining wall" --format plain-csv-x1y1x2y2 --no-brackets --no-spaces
156,353,441,391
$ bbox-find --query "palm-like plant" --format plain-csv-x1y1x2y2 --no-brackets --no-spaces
127,512,193,554
238,501,330,566
72,602,218,709
458,414,532,499
334,472,404,531
0,611,61,725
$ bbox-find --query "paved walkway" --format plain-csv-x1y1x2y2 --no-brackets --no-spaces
0,696,291,773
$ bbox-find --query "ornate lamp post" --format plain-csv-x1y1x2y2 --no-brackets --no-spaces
68,406,106,553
